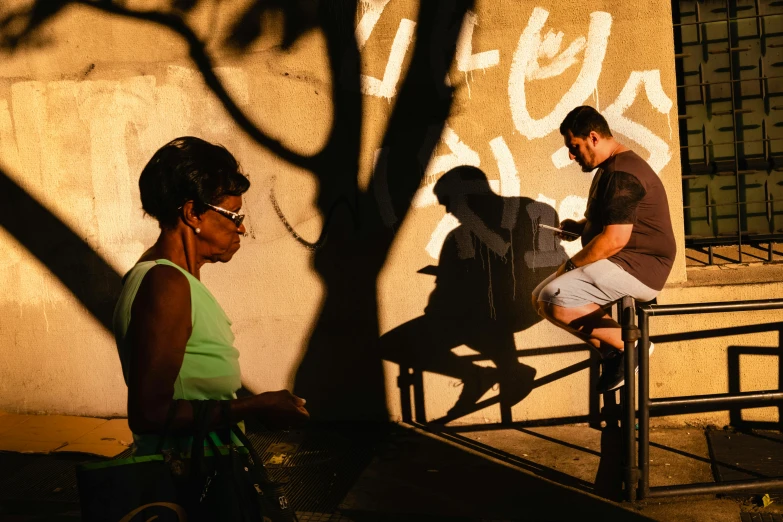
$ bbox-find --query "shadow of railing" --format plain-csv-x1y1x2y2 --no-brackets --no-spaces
392,343,601,427
389,320,783,501
649,322,782,429
389,342,626,499
728,340,783,432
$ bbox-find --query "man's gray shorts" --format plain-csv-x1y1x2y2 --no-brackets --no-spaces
533,259,659,308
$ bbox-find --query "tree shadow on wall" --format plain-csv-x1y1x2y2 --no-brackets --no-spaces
0,0,476,423
0,0,329,344
0,170,122,331
290,1,479,421
0,0,646,507
380,166,569,424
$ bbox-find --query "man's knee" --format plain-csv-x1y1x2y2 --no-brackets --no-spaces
531,293,541,315
539,301,587,326
548,303,574,324
536,300,558,321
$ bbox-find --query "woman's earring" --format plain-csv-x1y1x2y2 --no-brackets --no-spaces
195,227,201,234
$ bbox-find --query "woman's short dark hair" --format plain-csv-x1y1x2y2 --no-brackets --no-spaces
559,106,613,139
139,136,250,228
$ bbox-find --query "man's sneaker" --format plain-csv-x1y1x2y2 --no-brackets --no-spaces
597,342,655,393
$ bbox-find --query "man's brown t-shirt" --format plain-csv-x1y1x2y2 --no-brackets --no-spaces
581,150,676,291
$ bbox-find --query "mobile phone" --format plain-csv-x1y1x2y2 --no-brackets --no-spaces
538,223,580,238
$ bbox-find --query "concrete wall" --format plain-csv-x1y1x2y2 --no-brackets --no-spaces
0,0,778,427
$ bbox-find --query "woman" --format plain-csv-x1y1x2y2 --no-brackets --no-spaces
113,136,309,455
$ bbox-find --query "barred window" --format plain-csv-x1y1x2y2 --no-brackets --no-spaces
674,0,783,265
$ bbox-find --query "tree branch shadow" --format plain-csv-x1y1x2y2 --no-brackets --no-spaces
0,1,657,503
293,0,475,421
0,0,475,422
0,0,318,170
0,168,122,331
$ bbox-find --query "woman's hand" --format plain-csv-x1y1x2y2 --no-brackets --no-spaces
254,390,310,429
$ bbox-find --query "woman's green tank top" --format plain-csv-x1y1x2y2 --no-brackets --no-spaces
113,259,242,455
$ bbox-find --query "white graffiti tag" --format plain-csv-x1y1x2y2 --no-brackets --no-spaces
603,70,674,174
552,70,674,174
412,125,482,210
422,137,525,261
455,11,500,74
423,177,509,260
355,0,416,99
357,5,674,265
509,8,612,140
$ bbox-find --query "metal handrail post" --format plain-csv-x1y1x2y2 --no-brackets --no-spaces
638,307,651,500
612,297,783,500
621,296,640,501
779,327,783,432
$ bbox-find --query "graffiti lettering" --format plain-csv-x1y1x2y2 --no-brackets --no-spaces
355,0,416,99
603,70,673,174
412,125,482,209
509,8,612,140
551,70,673,174
424,179,509,260
455,11,500,75
489,136,521,230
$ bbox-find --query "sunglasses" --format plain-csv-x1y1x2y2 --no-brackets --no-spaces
203,202,245,228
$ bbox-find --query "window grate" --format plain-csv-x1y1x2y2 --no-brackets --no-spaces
674,0,783,264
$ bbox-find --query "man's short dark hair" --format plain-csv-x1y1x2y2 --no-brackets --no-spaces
139,136,250,228
559,106,613,138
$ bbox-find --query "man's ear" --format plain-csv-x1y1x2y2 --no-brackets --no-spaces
589,131,600,146
181,200,203,230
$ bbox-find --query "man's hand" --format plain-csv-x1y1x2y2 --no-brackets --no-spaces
254,390,310,429
558,219,584,242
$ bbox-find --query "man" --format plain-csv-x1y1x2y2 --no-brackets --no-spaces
532,106,676,393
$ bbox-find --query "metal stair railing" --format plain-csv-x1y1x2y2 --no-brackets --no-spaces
620,297,783,501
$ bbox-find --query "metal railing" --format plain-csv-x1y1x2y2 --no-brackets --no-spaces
619,296,783,501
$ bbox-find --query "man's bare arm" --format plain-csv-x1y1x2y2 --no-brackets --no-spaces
559,223,632,274
573,224,632,264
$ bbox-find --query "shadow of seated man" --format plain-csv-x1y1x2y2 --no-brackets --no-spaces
381,166,568,423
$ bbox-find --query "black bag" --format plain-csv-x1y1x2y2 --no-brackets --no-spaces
77,401,297,522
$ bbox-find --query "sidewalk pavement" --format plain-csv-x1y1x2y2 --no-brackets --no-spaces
0,410,781,521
